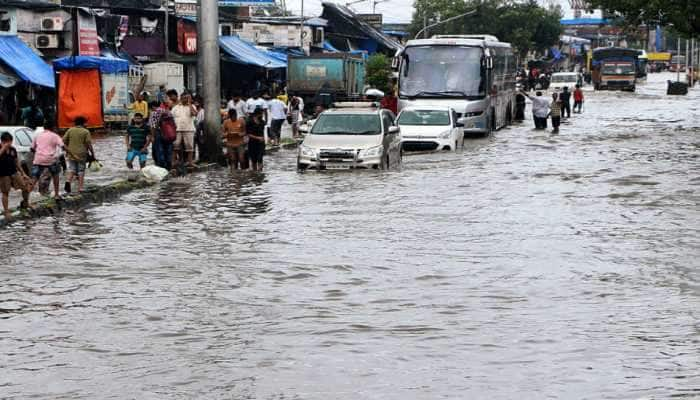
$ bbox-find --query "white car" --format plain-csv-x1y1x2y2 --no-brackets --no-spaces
550,72,581,92
297,105,402,171
0,126,38,173
397,107,464,152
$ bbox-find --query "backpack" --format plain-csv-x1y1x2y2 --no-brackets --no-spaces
159,111,177,143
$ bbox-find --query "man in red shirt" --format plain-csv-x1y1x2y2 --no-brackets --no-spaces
380,91,398,115
573,84,585,113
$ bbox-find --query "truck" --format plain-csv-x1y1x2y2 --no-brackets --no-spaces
287,53,366,109
142,62,185,98
592,47,639,92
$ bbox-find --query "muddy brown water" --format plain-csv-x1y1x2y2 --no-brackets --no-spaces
1,73,699,399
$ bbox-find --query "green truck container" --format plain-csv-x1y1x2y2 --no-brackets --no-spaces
287,53,366,102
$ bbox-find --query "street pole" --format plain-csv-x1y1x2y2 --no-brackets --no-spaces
163,0,169,62
677,38,681,82
199,0,222,162
300,0,304,54
415,9,476,40
196,1,204,95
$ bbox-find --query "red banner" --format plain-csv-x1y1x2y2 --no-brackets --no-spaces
77,11,99,56
177,19,197,54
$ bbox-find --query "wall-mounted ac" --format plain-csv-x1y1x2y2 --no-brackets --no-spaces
41,17,64,31
312,28,324,45
36,34,60,49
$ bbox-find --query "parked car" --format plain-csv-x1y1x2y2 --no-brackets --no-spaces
297,103,402,170
1,126,38,173
550,72,581,92
397,107,464,152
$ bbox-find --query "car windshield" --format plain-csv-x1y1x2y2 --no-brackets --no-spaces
400,46,485,98
551,75,576,83
602,63,635,74
398,110,450,126
311,114,381,135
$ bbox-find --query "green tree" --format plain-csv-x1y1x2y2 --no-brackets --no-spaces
366,54,391,92
586,0,699,38
409,0,562,58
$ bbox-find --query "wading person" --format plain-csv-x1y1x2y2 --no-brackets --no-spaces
246,107,266,171
522,90,549,130
129,92,149,121
288,95,304,138
1,132,32,219
550,92,562,134
222,109,246,171
560,87,572,119
515,91,526,121
63,116,94,194
267,94,287,146
30,119,63,199
573,84,584,113
171,93,197,169
125,113,151,170
147,101,161,165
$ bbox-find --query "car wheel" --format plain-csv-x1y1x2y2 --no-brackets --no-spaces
296,158,307,171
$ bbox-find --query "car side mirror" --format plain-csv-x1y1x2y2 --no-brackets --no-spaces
457,117,468,125
388,126,400,134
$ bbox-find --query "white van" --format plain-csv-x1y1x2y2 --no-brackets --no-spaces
550,72,580,92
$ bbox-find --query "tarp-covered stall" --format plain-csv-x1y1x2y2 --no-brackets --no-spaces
219,36,287,69
0,36,55,88
53,56,130,128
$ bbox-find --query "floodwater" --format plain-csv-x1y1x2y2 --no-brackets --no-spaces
1,73,699,399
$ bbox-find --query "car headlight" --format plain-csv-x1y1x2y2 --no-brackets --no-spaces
359,145,383,158
300,145,317,158
439,130,452,139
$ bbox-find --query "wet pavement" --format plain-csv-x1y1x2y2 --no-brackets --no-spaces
1,73,699,399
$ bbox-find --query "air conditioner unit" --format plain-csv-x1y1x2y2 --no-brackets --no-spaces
35,34,59,49
312,28,324,45
41,17,64,31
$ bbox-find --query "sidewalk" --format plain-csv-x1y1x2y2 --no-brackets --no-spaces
3,123,298,224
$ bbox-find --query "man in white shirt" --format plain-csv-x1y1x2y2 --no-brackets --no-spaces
267,95,287,146
170,93,198,168
229,94,247,120
522,90,549,130
245,92,267,117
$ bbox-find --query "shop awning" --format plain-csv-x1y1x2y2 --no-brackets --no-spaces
0,63,20,88
219,36,287,69
0,36,54,88
53,56,130,74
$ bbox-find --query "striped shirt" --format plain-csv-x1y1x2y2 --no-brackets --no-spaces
550,100,562,118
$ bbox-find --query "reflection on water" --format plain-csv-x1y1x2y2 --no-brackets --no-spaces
1,73,699,399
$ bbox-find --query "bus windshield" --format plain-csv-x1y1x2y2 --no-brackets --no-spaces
400,46,485,98
602,63,635,75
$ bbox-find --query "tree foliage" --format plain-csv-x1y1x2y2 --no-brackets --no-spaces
366,54,392,92
586,0,699,38
409,0,562,58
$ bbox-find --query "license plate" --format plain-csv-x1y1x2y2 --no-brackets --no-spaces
324,163,350,170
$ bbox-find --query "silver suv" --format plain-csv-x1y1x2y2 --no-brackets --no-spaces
297,105,402,171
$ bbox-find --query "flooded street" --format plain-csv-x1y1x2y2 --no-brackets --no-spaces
1,73,699,399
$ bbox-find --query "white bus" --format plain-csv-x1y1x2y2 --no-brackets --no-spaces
394,35,517,135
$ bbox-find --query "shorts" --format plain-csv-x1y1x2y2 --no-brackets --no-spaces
0,174,28,193
126,149,148,164
67,159,87,176
226,144,246,158
270,119,284,139
174,131,195,152
551,116,561,128
31,163,60,179
247,140,265,164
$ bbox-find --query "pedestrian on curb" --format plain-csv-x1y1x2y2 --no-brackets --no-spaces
246,107,266,171
171,92,197,169
549,92,562,134
560,87,572,119
521,90,549,130
1,131,32,220
63,116,94,194
125,113,151,170
222,108,246,171
268,94,287,146
30,118,63,199
573,84,584,113
288,95,304,138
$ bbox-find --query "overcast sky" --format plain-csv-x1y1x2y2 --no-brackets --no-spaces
282,0,577,24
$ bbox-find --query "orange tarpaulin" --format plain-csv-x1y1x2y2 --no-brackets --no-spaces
58,69,103,129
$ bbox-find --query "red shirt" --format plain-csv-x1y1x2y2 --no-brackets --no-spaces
380,95,398,115
574,89,584,102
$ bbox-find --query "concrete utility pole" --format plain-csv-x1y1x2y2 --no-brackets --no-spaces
299,0,305,54
199,0,222,161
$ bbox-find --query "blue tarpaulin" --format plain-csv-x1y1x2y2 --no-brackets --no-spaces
560,18,609,25
219,36,286,69
53,56,130,74
323,40,340,52
0,36,54,88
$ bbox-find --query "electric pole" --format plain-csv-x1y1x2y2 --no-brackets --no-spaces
199,0,222,161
